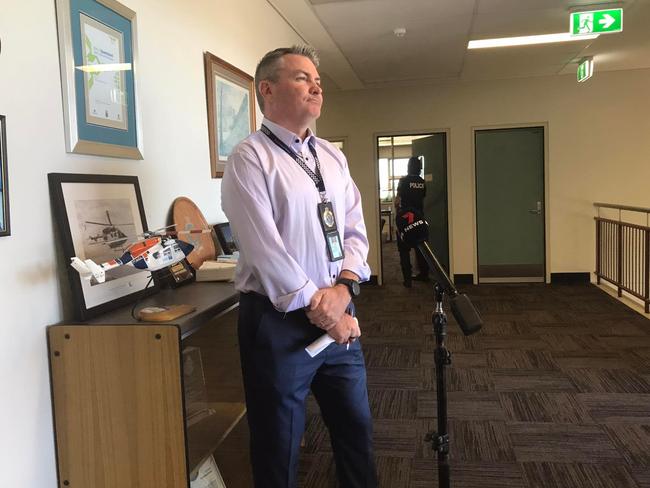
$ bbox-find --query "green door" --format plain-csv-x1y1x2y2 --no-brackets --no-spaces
475,127,545,282
412,134,449,272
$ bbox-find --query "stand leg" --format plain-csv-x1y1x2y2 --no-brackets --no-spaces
425,285,452,488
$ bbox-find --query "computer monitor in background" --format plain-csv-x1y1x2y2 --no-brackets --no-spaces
214,222,238,255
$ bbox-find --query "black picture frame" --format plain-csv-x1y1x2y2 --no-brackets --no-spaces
213,222,238,255
0,115,10,237
48,173,158,320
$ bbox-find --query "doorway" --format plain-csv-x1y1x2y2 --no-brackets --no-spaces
377,132,449,284
474,126,546,283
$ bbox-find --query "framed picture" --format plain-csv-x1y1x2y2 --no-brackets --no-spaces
213,222,238,255
48,173,157,320
55,0,143,159
0,115,10,237
204,52,256,178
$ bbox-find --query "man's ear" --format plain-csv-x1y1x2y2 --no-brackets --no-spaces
259,80,272,98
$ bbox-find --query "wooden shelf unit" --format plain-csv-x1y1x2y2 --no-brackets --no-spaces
47,282,246,488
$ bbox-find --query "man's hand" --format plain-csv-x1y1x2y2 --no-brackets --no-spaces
327,313,362,344
307,285,350,330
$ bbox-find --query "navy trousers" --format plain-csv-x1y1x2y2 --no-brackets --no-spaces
238,292,377,488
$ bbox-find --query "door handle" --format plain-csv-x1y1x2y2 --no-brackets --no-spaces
528,201,542,215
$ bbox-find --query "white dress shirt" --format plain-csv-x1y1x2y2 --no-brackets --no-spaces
221,118,371,312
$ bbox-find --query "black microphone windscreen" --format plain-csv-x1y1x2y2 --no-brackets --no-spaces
450,293,483,336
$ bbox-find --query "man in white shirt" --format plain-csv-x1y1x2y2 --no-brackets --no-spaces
222,45,377,487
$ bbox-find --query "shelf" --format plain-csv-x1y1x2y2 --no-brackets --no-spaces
187,401,246,474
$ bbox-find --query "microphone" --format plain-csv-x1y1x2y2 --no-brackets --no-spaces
396,208,482,336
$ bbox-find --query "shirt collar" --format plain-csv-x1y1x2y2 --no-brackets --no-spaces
262,117,316,152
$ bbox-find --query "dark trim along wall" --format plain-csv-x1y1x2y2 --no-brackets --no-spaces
550,272,591,284
453,274,474,285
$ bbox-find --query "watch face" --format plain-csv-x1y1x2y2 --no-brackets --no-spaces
351,280,361,296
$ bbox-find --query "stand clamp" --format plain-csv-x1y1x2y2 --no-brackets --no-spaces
425,432,450,454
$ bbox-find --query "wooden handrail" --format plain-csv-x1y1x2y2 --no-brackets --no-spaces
594,202,650,214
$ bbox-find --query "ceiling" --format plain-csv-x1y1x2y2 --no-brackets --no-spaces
266,0,650,90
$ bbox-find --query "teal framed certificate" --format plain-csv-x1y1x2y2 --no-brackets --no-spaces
55,0,143,159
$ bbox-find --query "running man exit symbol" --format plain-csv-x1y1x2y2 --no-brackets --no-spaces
570,8,623,35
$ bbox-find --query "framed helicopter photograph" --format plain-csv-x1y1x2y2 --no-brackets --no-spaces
48,173,157,320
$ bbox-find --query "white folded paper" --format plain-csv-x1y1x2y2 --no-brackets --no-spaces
305,333,336,358
305,317,358,358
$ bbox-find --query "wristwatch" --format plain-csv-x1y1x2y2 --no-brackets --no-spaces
336,277,361,298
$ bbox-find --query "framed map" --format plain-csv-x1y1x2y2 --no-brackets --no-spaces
204,52,256,178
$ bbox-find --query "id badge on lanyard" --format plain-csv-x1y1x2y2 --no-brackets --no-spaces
317,200,344,262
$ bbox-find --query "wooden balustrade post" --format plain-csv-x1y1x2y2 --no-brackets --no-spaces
645,229,649,313
617,222,623,297
595,219,601,284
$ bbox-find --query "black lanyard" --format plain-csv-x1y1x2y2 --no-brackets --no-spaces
260,124,326,198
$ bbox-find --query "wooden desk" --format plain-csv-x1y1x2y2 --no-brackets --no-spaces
48,281,244,488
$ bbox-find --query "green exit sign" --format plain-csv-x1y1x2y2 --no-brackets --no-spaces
577,58,593,83
571,8,623,35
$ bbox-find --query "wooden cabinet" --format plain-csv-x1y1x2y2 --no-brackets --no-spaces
47,282,247,488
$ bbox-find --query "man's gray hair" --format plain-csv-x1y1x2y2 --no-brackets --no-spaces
254,45,320,112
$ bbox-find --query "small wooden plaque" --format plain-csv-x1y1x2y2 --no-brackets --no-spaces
138,304,196,322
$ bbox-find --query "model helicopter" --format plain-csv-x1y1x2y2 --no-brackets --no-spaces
85,210,133,249
70,225,211,284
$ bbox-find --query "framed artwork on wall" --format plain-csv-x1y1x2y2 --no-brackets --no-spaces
55,0,144,159
0,115,10,237
204,52,256,178
48,173,157,320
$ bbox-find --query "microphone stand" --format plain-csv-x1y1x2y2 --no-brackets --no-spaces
396,210,482,488
415,240,482,488
425,282,451,488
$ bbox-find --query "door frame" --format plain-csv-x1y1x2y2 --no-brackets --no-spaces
471,122,550,284
373,128,453,286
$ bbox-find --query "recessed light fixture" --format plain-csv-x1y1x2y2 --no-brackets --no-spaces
393,27,406,38
468,32,599,49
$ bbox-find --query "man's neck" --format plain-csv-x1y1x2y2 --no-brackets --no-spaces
264,115,310,141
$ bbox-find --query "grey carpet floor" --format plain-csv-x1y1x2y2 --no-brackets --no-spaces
217,242,650,487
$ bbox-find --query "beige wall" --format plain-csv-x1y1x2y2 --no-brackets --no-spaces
0,1,302,485
317,68,650,281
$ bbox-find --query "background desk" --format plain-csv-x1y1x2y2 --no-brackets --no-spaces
47,281,245,488
380,208,394,241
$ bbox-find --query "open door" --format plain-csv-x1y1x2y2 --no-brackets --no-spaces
412,134,449,272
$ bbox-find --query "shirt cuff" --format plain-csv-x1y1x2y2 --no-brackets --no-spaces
271,279,320,313
341,255,371,283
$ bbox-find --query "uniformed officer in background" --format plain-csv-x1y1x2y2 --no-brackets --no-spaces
395,156,429,287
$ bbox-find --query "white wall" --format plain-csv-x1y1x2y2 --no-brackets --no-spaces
317,69,650,281
0,0,302,485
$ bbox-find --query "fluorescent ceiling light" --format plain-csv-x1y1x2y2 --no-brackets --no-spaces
75,63,132,73
468,32,599,49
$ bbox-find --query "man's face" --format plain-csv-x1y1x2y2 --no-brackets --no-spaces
264,54,323,125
